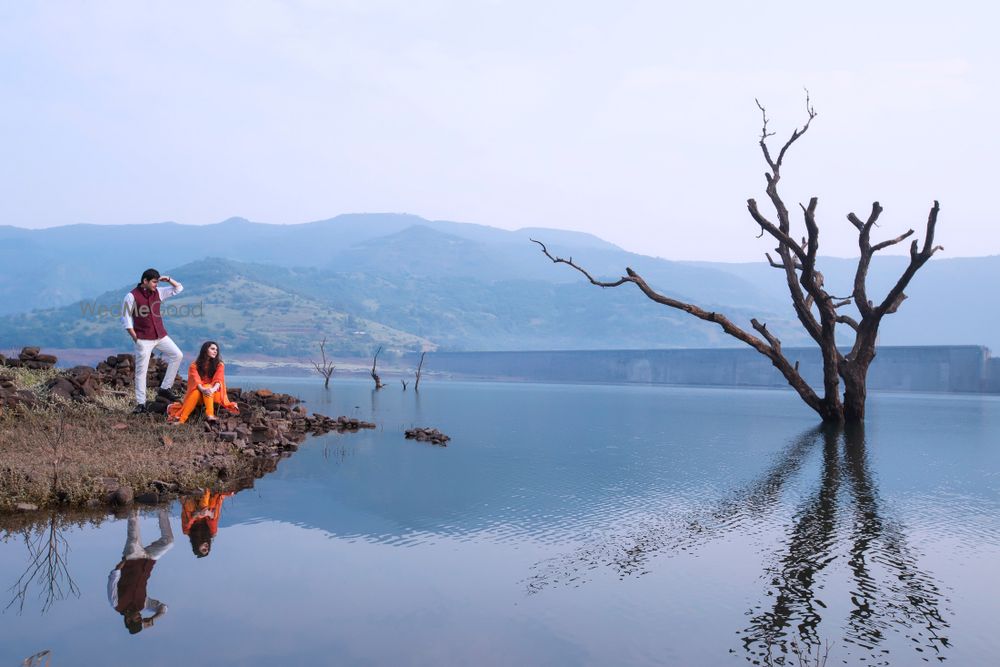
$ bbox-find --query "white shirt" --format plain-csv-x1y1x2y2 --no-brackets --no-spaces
121,281,184,330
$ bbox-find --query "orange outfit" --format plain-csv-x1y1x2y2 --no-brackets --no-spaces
181,490,233,536
167,361,238,423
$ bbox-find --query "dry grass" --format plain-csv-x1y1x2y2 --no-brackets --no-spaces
1,371,256,510
3,366,61,392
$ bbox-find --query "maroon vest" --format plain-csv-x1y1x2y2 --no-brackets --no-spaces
116,558,155,613
130,286,167,340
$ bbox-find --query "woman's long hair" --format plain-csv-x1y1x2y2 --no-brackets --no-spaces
195,341,221,381
188,519,213,558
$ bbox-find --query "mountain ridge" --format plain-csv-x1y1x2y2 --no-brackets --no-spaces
1,213,996,353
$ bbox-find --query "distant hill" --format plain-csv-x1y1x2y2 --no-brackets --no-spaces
0,213,624,315
0,213,997,354
0,259,434,356
0,255,800,356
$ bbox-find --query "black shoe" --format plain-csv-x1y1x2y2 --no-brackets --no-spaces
132,404,147,415
157,387,179,402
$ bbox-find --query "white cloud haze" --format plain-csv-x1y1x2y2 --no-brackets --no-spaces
1,0,997,261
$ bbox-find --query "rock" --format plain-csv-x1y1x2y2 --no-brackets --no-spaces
150,480,178,492
47,378,75,401
111,422,128,430
108,486,134,506
135,491,160,504
19,346,40,358
35,353,58,364
255,389,273,398
15,502,39,512
68,365,94,379
218,431,237,442
405,427,451,446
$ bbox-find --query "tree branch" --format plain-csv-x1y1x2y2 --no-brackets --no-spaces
765,252,803,270
751,319,782,352
531,239,821,412
619,267,821,411
876,201,942,316
871,229,915,252
756,91,816,173
531,239,632,287
836,314,860,332
747,199,807,264
773,90,817,169
850,202,884,318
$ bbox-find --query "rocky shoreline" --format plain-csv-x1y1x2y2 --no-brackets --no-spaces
0,347,375,513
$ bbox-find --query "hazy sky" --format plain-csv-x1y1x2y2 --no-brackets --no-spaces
2,1,997,261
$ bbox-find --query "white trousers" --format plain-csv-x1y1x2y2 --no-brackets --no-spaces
133,336,183,403
122,509,174,561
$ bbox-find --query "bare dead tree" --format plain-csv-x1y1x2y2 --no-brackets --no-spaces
370,346,385,390
312,337,335,389
533,94,941,423
414,351,426,391
400,379,408,390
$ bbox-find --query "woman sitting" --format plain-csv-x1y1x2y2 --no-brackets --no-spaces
181,489,233,558
167,341,239,424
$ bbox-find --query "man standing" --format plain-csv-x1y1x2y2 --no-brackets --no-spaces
121,268,184,414
107,509,173,634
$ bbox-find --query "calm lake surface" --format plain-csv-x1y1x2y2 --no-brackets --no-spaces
2,378,999,666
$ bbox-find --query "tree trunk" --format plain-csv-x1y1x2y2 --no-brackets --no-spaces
817,396,846,424
841,363,870,423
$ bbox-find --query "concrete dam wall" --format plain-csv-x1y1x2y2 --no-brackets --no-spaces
423,346,999,394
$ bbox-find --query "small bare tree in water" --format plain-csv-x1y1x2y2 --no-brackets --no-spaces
312,337,335,389
414,351,426,391
370,346,385,390
534,94,942,423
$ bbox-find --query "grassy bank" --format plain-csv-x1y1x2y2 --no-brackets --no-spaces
0,362,367,513
0,367,245,511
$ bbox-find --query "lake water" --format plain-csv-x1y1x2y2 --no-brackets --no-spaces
2,378,998,666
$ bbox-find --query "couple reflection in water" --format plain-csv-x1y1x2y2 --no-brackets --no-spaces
107,490,231,634
527,423,950,664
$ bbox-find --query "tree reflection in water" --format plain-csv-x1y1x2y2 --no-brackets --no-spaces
5,513,81,614
525,424,950,664
741,424,950,665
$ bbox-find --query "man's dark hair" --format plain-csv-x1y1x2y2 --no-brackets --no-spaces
124,610,144,634
137,268,160,288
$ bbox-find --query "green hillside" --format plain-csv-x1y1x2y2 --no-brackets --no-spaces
2,213,997,354
0,259,436,357
0,256,806,356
